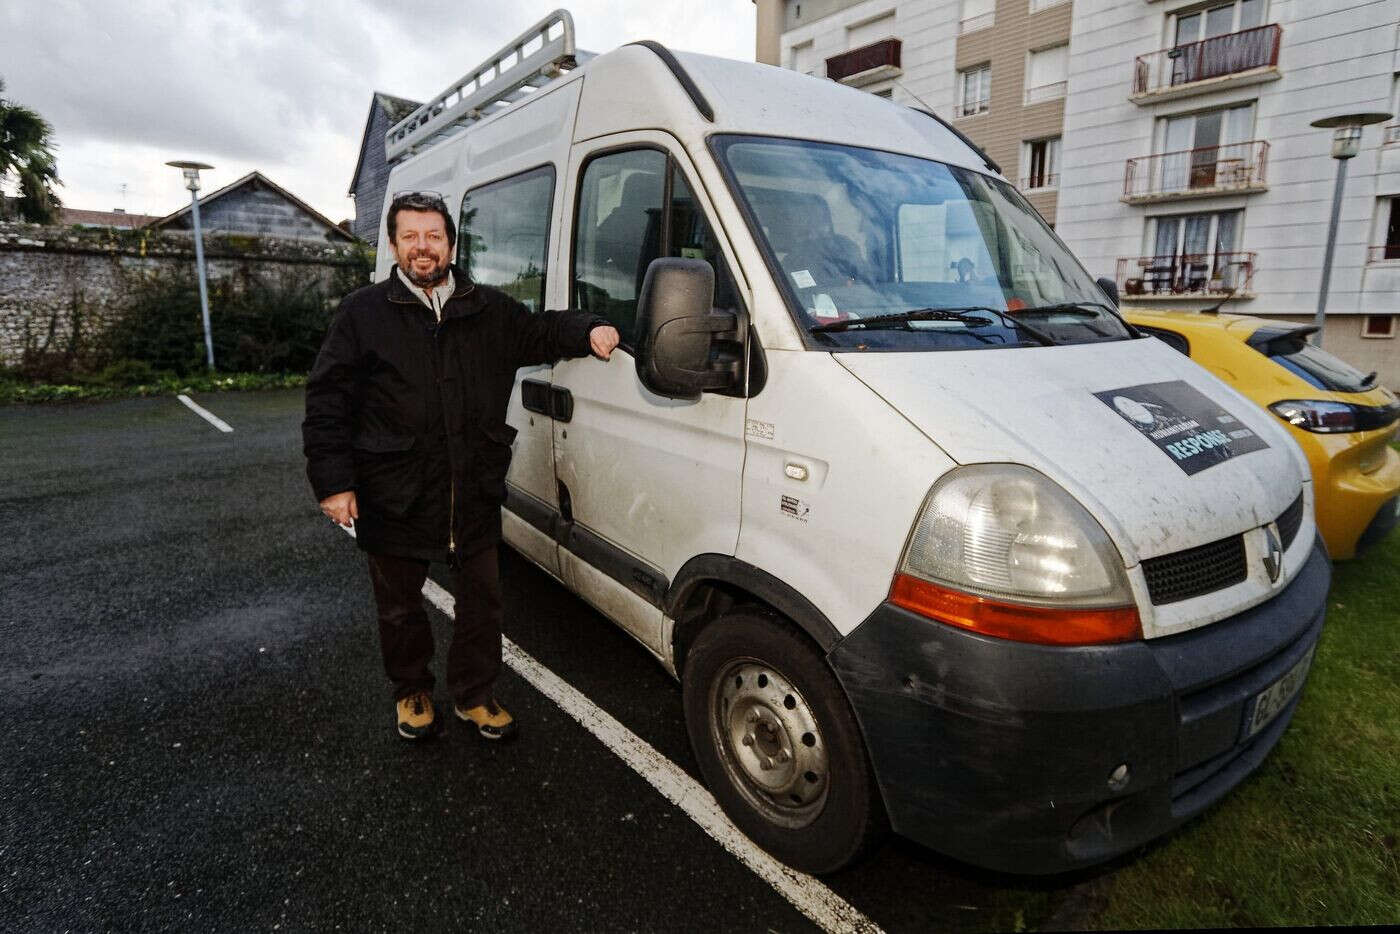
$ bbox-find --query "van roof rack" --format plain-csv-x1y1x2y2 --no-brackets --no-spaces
384,8,588,164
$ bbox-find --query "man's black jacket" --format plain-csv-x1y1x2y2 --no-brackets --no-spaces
302,265,604,560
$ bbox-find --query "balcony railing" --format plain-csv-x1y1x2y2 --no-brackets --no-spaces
826,38,901,83
1367,244,1400,263
959,12,994,34
1021,173,1059,190
1132,24,1281,97
1118,252,1256,297
1123,140,1269,201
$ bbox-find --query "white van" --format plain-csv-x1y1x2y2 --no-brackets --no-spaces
377,11,1329,875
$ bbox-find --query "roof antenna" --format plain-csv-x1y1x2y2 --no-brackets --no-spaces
1200,286,1237,315
894,80,935,114
896,80,1001,174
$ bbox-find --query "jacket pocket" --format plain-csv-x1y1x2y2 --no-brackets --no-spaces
475,423,517,504
353,433,422,517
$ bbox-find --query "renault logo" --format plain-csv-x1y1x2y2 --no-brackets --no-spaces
1262,523,1283,584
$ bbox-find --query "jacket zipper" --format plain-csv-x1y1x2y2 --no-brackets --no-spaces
432,308,456,559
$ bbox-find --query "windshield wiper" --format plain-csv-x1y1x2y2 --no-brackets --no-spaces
1010,300,1137,340
1011,301,1114,317
809,306,1056,345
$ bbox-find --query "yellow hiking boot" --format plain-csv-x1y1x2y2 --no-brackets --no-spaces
396,690,437,740
454,698,518,741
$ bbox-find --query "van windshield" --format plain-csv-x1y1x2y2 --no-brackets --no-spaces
711,135,1132,350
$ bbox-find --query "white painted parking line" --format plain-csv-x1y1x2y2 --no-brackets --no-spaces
333,522,880,931
176,394,234,433
420,576,884,934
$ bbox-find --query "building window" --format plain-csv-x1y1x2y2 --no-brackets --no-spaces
1025,44,1068,104
1022,137,1061,190
1362,315,1396,339
847,12,895,49
790,40,815,76
1129,209,1251,294
1172,0,1266,47
1371,198,1400,263
959,0,994,34
1155,101,1256,189
958,64,991,116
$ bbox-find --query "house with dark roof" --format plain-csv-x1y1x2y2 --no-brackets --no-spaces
151,171,355,242
348,92,422,245
62,207,163,229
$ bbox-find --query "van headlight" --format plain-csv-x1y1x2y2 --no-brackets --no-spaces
891,464,1141,645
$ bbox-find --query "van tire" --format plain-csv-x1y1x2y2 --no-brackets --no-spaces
682,607,886,874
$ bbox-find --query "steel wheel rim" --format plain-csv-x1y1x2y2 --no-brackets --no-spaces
708,657,829,829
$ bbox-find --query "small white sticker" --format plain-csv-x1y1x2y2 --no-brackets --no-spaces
746,419,775,441
778,492,812,523
791,269,816,288
780,495,810,522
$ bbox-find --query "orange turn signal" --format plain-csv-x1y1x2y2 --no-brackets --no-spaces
889,574,1142,646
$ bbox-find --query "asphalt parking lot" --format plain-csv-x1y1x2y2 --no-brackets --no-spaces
0,389,1092,932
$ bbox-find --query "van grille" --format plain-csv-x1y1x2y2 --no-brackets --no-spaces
1276,492,1304,552
1142,535,1247,605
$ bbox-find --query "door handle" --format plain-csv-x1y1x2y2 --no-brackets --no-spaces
522,379,552,417
550,386,573,422
521,379,572,423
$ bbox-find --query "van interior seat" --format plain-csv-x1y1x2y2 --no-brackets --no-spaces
744,187,866,290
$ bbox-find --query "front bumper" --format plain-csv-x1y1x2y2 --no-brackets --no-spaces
828,537,1331,875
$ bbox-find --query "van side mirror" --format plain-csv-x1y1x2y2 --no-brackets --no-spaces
1097,276,1120,307
634,257,743,400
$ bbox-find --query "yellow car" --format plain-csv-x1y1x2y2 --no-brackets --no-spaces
1121,309,1400,559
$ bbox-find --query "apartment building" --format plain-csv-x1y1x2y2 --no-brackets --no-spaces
755,0,1075,225
755,0,1399,381
1057,0,1399,376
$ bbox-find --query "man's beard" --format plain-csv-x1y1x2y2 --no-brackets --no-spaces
401,252,449,288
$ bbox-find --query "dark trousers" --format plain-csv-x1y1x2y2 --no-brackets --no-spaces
365,546,502,708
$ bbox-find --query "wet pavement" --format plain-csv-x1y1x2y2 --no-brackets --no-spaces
0,390,1070,932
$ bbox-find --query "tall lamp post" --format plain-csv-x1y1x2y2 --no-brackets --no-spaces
1308,112,1390,348
166,160,216,370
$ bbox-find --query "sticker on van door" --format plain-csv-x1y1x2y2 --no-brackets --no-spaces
1095,380,1269,476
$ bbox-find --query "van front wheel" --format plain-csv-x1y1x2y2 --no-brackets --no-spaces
682,608,885,874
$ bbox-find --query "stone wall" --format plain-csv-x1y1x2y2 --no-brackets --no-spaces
0,223,371,367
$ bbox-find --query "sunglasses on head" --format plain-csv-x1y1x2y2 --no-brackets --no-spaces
390,190,447,207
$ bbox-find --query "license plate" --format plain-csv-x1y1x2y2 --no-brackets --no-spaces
1244,647,1315,738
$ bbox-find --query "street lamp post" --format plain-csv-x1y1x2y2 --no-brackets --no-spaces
1308,113,1391,348
166,160,216,370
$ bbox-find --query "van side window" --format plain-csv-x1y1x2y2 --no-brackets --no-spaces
668,172,742,317
574,149,741,343
459,165,555,312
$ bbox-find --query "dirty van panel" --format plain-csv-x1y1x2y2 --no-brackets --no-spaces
552,134,747,654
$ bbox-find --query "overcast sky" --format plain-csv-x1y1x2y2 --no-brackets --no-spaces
0,1,757,222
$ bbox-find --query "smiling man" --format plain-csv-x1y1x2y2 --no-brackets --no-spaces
303,191,619,742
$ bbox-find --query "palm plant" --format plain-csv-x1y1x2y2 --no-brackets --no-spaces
0,77,62,223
